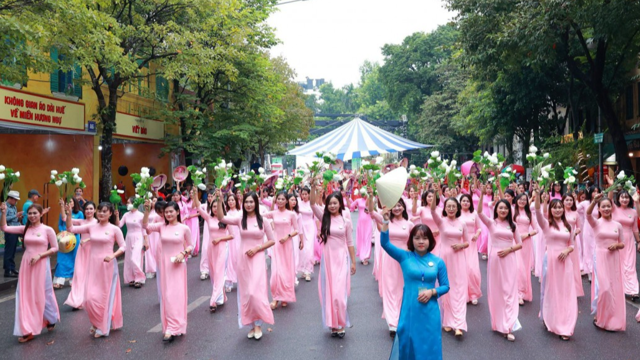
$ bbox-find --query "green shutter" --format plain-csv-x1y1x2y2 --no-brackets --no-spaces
156,75,168,101
50,48,59,93
73,64,82,99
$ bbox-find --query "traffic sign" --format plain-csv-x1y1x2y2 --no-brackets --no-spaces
594,133,604,144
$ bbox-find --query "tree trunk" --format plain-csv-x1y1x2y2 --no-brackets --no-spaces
598,91,632,172
99,87,119,201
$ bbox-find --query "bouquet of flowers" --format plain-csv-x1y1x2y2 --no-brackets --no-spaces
526,145,553,189
49,168,86,201
293,168,308,186
130,167,155,207
210,159,233,188
605,170,636,193
255,167,268,188
238,171,256,192
361,157,383,195
187,165,208,191
499,166,517,190
109,185,124,206
445,160,462,187
0,165,20,202
472,150,504,182
307,152,336,180
562,167,579,187
408,164,430,185
426,151,446,181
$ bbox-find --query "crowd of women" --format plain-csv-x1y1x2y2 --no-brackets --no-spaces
1,168,639,360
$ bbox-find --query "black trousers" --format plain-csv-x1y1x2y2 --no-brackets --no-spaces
3,232,19,273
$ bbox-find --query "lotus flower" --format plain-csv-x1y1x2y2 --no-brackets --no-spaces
198,183,207,191
529,145,538,153
617,171,626,180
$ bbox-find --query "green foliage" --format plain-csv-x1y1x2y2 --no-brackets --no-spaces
0,165,20,202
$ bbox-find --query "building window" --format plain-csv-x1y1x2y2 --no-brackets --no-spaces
626,85,634,120
50,48,82,99
156,75,169,102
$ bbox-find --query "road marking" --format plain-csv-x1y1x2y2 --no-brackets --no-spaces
626,299,640,310
147,295,209,333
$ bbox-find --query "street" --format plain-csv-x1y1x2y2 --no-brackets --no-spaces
0,212,639,360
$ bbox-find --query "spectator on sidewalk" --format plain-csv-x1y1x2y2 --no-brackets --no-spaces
3,190,22,277
22,189,50,225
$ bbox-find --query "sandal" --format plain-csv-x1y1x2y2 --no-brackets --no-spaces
209,306,217,313
134,282,142,289
163,333,174,342
505,333,515,342
89,326,96,335
559,335,570,341
443,327,452,332
331,329,338,337
53,284,63,289
281,302,288,308
454,329,463,337
18,334,34,343
46,322,56,332
270,301,279,310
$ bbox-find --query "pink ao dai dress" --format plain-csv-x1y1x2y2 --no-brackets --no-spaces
297,199,316,276
219,214,276,328
264,208,300,303
460,210,482,302
67,222,125,336
350,198,373,262
612,206,639,296
514,210,536,302
144,222,192,336
565,209,584,297
587,214,626,331
312,204,354,330
579,201,598,274
478,212,522,335
198,207,231,306
2,223,59,337
64,218,98,309
535,208,578,337
371,211,413,330
431,208,469,332
225,208,242,287
145,211,162,276
119,210,146,284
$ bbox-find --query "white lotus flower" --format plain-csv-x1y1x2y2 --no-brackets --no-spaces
488,176,495,182
302,168,310,174
455,173,462,178
197,183,207,191
362,160,370,166
422,176,430,181
147,192,153,198
412,170,419,175
542,164,552,172
275,184,283,190
259,173,267,179
135,194,141,198
529,145,538,154
541,170,550,179
71,168,80,174
113,185,118,190
74,176,82,183
226,163,233,169
140,173,149,180
258,167,265,174
51,175,55,180
354,189,359,196
51,170,57,176
625,180,633,189
323,163,330,170
14,171,19,178
409,165,416,171
136,182,142,188
202,167,207,173
375,156,384,163
489,156,499,165
221,179,228,187
427,159,434,165
214,166,219,171
564,176,576,184
61,177,67,183
0,165,4,172
537,177,543,182
451,160,457,167
333,174,343,182
543,153,550,159
360,186,368,195
326,153,336,161
117,190,124,194
195,170,203,176
617,171,626,180
572,169,578,175
55,180,62,186
483,151,490,158
431,151,440,158
500,173,510,178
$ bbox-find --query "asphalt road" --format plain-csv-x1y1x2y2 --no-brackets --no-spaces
0,212,639,360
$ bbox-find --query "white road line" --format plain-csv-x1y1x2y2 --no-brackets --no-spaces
147,295,209,333
626,299,640,310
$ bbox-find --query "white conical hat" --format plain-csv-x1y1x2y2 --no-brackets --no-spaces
376,167,408,208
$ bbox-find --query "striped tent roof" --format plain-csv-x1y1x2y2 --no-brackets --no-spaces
288,117,431,161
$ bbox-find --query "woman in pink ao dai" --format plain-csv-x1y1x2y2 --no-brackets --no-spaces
143,201,193,342
610,190,640,298
459,194,482,304
587,194,626,331
534,189,578,341
430,190,470,337
1,203,59,343
264,191,300,309
513,194,537,304
310,182,357,338
216,190,276,340
477,185,522,342
66,202,125,338
118,198,148,288
370,198,413,336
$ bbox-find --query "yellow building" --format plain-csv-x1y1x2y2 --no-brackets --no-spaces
0,56,174,228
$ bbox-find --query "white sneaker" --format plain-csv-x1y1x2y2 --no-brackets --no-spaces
471,299,478,305
146,273,156,279
200,272,209,280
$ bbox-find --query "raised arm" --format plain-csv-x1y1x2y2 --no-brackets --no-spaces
586,193,602,229
0,203,24,234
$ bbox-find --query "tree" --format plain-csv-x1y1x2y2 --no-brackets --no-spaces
355,61,398,120
446,0,640,172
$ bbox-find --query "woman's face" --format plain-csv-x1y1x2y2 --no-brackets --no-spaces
505,193,513,203
207,193,214,202
554,183,561,192
327,197,340,215
288,196,297,209
550,202,564,219
84,204,96,219
496,202,510,220
211,201,218,215
412,232,430,253
485,186,493,195
426,193,434,206
27,208,42,224
563,196,574,209
444,187,451,197
75,188,83,197
392,202,405,217
578,193,586,202
244,197,256,213
517,196,527,209
164,206,178,222
172,193,181,202
96,207,112,222
444,200,458,217
301,191,309,201
409,187,416,199
600,200,612,217
517,184,525,194
460,197,471,210
276,194,287,209
619,193,631,207
228,196,236,209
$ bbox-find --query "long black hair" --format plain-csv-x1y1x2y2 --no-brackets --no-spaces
209,198,227,229
225,193,241,212
407,224,436,253
285,193,300,214
22,204,44,250
460,194,475,213
319,193,343,244
615,190,634,209
162,201,182,224
513,194,532,224
551,182,563,197
83,201,96,220
493,199,516,232
421,189,439,207
242,192,263,230
586,186,601,201
547,199,571,231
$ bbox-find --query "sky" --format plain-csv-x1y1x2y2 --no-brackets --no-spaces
267,0,454,88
